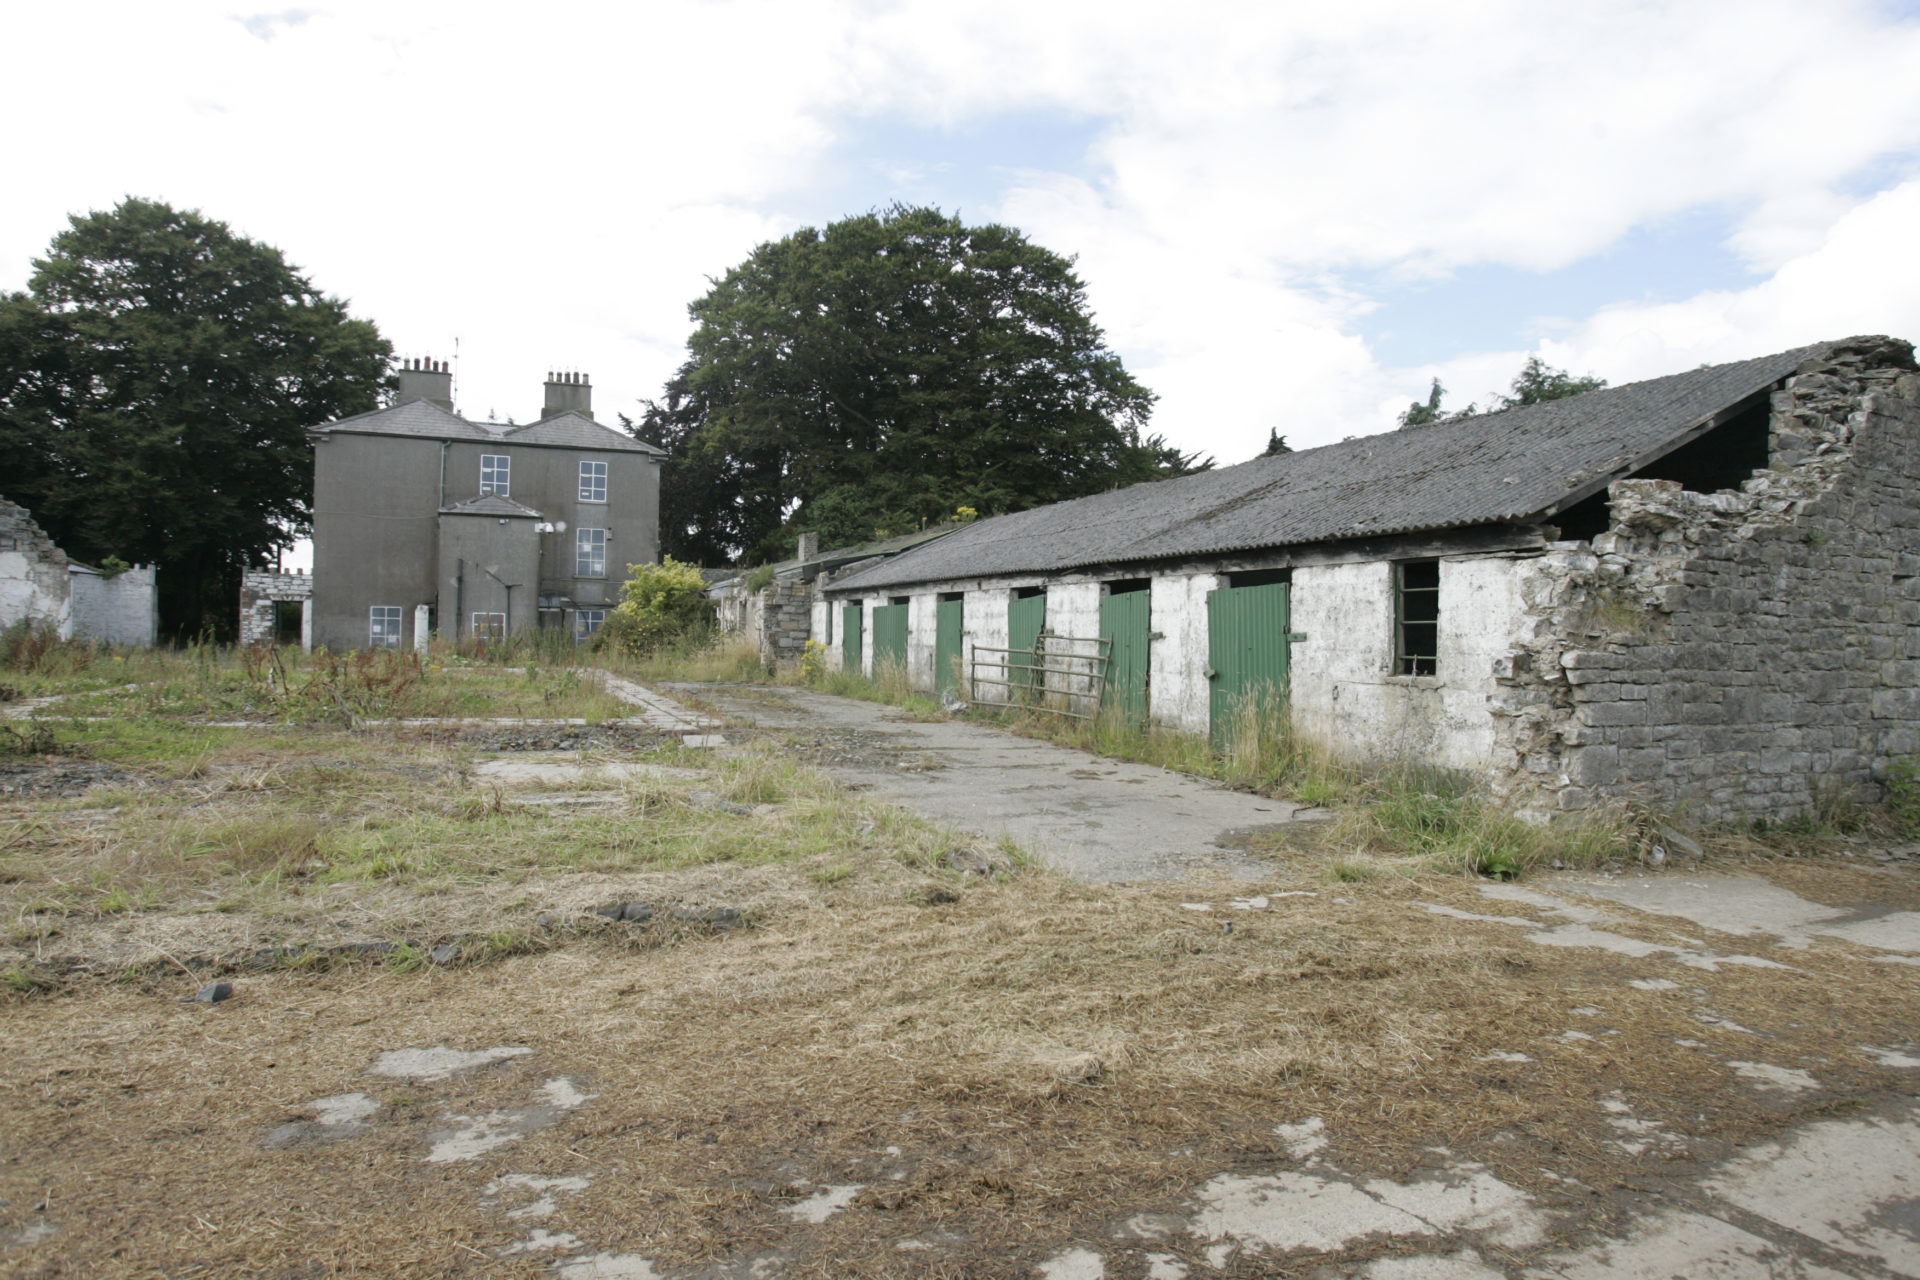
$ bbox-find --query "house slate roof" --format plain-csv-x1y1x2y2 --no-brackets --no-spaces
828,341,1827,594
438,494,545,519
313,399,664,456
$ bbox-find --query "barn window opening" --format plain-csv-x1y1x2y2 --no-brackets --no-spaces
1225,567,1292,589
1553,395,1773,543
1015,585,1045,599
1395,561,1439,676
1105,578,1150,595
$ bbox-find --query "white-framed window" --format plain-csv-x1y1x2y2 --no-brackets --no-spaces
574,608,606,642
576,528,607,577
579,460,608,503
480,453,510,496
369,605,402,650
471,611,505,641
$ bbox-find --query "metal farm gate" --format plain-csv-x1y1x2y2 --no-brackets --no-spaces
1206,581,1298,743
1099,589,1151,727
841,604,863,675
935,598,965,700
870,603,910,679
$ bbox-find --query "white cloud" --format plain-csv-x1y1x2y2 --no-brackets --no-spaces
2,0,1918,470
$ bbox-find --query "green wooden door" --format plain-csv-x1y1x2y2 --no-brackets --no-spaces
841,604,863,674
1099,590,1151,725
1007,593,1047,702
871,603,909,680
935,599,964,700
1207,582,1293,744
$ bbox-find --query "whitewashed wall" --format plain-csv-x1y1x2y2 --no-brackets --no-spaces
811,598,833,666
0,550,72,638
962,588,1011,702
1290,555,1523,771
907,593,938,691
1149,572,1219,735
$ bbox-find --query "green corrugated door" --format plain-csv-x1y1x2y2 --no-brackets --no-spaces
1208,583,1292,744
841,604,863,674
1007,593,1047,701
935,599,964,699
871,603,909,679
1099,590,1151,725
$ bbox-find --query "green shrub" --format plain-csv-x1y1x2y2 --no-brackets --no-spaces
600,557,714,657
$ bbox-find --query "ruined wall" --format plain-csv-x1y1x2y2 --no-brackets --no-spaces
1148,572,1218,735
0,498,72,638
756,577,812,669
1493,340,1920,821
71,565,158,648
239,569,313,647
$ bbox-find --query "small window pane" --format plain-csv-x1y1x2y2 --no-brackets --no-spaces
576,528,607,577
471,612,505,641
480,454,510,496
1395,561,1440,676
369,605,402,650
574,609,606,642
579,460,608,503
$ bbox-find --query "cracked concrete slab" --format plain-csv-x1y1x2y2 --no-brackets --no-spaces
679,685,1311,882
1548,873,1920,956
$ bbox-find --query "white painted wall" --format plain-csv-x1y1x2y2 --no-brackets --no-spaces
0,550,73,638
1290,556,1523,771
1149,572,1219,735
907,593,938,692
810,598,832,666
963,587,1011,703
1042,581,1103,708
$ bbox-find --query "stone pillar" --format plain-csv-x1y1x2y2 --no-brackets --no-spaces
300,600,313,654
414,604,430,655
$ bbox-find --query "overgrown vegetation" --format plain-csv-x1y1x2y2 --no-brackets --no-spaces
599,556,715,657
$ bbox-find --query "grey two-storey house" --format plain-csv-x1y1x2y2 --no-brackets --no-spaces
308,360,663,651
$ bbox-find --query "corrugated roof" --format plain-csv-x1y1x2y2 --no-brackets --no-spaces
829,342,1824,594
313,401,662,455
439,494,545,518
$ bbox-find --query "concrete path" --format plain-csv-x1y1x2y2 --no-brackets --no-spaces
665,683,1312,883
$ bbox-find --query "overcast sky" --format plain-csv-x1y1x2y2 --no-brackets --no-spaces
7,0,1920,476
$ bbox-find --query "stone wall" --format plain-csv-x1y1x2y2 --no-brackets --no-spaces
756,577,813,669
1491,337,1920,822
239,569,314,647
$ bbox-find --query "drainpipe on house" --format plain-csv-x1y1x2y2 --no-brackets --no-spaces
455,558,464,642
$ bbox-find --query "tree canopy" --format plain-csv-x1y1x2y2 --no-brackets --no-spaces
0,198,390,638
1398,356,1607,429
632,205,1204,564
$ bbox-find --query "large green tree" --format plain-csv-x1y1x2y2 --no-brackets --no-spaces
0,199,390,638
633,205,1203,564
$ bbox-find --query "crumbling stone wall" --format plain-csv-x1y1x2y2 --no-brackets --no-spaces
713,575,812,669
756,577,812,668
240,569,313,646
0,497,73,637
1492,337,1920,822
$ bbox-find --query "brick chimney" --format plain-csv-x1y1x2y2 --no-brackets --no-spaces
396,356,453,411
542,370,592,420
